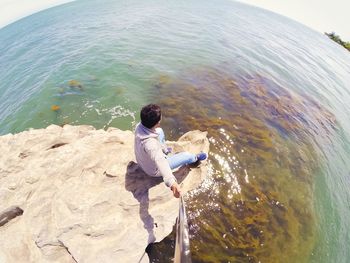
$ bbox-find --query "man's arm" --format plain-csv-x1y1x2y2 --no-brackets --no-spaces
154,148,177,187
147,141,181,198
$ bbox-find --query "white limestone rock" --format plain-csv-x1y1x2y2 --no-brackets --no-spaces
0,125,209,263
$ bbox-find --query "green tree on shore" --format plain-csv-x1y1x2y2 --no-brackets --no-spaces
325,32,350,52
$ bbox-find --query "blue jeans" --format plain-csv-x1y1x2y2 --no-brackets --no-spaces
156,128,197,170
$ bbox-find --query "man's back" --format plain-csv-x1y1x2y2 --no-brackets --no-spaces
134,123,176,188
134,123,159,177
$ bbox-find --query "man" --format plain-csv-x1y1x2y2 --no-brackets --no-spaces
134,104,207,198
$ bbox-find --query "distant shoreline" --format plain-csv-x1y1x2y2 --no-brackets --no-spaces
325,32,350,52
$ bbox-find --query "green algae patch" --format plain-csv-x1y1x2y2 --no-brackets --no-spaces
148,68,336,263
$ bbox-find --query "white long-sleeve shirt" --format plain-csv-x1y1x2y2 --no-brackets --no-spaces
134,123,176,187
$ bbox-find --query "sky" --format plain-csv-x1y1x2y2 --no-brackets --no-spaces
0,0,349,40
238,0,350,40
0,0,74,29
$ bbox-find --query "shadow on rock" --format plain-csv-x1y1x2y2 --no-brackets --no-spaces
125,161,191,245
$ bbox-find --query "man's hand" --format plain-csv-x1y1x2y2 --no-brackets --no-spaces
170,182,181,198
164,147,172,155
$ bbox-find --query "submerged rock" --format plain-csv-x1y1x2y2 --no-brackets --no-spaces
68,80,83,89
0,125,209,262
152,69,335,262
51,105,61,111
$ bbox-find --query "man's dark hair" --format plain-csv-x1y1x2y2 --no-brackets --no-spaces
140,104,161,129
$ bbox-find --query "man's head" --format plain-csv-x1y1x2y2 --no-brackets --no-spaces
140,104,161,129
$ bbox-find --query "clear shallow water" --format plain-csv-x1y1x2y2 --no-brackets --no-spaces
0,0,350,262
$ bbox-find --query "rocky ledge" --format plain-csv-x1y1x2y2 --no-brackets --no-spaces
0,125,209,263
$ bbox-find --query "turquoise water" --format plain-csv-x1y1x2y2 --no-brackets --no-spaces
1,0,350,262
